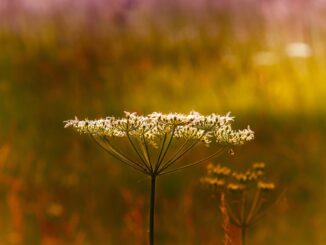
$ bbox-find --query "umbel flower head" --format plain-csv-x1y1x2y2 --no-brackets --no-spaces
64,111,254,176
64,111,254,245
202,162,277,228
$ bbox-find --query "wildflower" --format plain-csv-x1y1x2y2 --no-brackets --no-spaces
208,164,231,177
201,177,225,188
202,162,278,245
227,183,246,191
258,181,275,191
65,111,254,245
252,162,265,171
64,111,254,176
247,171,258,181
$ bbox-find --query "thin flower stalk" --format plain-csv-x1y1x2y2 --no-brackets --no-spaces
220,193,232,245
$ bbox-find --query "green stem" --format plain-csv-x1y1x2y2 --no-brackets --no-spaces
149,175,156,245
241,226,246,245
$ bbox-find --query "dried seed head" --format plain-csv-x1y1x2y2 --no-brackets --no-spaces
258,181,275,191
209,164,231,177
201,177,225,188
227,183,246,192
232,172,248,183
253,162,265,171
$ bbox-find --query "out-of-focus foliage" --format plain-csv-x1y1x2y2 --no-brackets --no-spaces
0,0,326,244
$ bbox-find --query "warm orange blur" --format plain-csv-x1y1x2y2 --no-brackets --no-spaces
0,0,326,244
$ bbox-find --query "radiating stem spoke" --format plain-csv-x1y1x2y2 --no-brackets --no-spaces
127,132,151,172
139,136,153,172
158,147,227,176
91,135,148,174
224,196,241,226
101,136,149,173
155,126,176,172
164,139,189,164
246,189,261,225
158,129,211,172
154,133,167,172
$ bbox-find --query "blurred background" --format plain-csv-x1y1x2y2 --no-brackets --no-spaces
0,0,326,244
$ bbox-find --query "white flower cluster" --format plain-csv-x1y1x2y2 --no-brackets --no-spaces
64,111,254,147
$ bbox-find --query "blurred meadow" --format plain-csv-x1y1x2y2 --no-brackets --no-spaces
1,0,326,244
